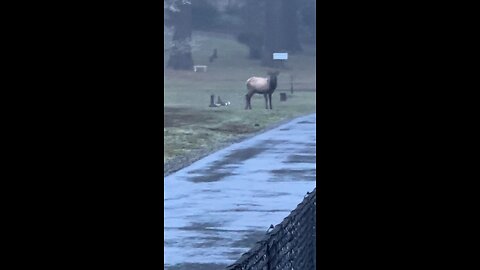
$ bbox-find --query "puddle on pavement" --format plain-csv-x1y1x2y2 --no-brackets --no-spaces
300,146,316,154
189,236,229,248
187,146,270,183
285,154,316,163
189,171,235,183
187,139,306,183
178,222,226,232
220,147,268,165
270,168,316,182
200,189,222,193
251,191,290,198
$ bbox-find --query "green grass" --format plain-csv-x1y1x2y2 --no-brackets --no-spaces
164,30,316,163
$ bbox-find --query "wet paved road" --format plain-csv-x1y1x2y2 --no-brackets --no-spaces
164,113,316,270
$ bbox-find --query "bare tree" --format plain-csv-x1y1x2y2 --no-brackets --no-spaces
166,0,194,70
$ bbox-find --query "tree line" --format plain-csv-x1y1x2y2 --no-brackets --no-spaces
165,0,315,70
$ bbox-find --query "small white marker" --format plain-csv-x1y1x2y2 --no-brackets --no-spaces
273,52,288,60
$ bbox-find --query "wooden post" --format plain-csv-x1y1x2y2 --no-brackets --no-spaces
290,75,294,94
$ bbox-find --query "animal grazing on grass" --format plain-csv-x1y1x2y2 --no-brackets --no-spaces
245,71,279,110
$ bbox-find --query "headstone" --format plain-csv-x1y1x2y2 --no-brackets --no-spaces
280,93,287,101
209,95,216,107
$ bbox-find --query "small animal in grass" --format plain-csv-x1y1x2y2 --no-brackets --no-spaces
245,71,279,110
209,48,218,63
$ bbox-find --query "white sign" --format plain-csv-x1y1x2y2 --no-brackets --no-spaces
273,53,288,60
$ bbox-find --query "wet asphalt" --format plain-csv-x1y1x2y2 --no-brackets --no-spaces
164,113,316,270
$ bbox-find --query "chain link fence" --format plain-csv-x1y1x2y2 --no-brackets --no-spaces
226,188,316,270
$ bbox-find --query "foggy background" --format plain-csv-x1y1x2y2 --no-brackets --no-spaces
164,0,316,70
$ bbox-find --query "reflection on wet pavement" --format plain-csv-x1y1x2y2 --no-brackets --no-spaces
164,113,316,269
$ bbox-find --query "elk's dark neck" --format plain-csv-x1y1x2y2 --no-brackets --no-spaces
269,75,277,91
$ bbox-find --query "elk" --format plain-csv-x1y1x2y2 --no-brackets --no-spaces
245,71,279,110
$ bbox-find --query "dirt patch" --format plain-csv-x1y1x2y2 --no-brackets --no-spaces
164,137,246,177
207,123,258,134
164,106,217,128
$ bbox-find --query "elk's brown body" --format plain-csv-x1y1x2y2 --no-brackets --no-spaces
245,71,279,110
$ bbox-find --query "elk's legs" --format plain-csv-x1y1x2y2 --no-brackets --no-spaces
268,93,273,109
264,94,268,109
245,93,253,110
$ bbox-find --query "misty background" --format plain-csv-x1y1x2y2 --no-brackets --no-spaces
164,0,316,70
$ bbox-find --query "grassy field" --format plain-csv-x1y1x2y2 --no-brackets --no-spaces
164,30,316,166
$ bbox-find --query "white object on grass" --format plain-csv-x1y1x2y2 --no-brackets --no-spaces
194,65,208,72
